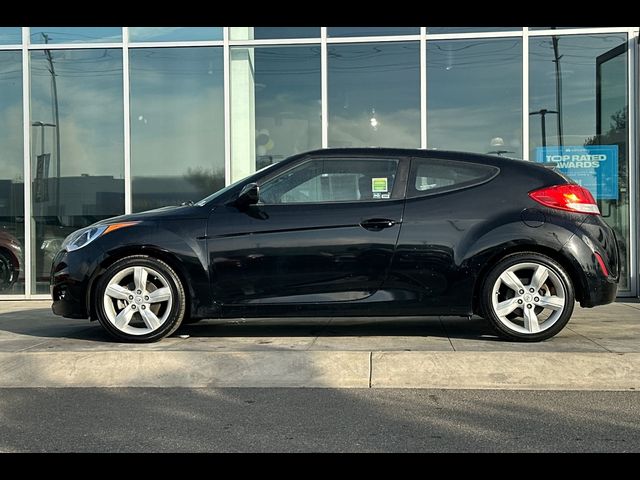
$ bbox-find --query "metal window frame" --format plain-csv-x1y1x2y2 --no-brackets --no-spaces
0,26,637,300
123,27,132,214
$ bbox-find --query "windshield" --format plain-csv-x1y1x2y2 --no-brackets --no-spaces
195,161,281,206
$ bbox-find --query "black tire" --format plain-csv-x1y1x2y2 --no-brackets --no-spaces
480,252,575,342
95,255,186,343
0,250,18,292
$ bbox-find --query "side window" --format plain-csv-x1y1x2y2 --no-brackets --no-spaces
409,157,499,197
260,158,399,204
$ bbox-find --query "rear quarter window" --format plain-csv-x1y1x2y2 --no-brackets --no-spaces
408,157,500,198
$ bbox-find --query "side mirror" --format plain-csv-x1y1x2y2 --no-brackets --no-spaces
236,183,259,208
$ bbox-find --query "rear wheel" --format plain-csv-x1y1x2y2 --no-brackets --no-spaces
481,252,574,342
95,255,186,342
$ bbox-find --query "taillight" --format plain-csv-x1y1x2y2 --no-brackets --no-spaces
528,184,600,215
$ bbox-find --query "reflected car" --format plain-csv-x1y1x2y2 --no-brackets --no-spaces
50,148,620,343
0,230,21,291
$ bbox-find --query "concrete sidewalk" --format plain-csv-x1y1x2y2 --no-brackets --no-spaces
0,300,639,390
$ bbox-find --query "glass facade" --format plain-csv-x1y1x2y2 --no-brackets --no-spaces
0,27,637,298
529,33,631,290
230,45,321,180
427,38,522,156
328,42,420,148
30,48,125,293
0,51,23,294
129,47,224,211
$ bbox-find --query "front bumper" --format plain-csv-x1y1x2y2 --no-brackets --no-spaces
50,246,103,319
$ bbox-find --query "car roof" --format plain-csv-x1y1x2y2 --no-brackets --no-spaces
299,147,534,169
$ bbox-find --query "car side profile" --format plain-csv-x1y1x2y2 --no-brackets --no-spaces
50,148,619,343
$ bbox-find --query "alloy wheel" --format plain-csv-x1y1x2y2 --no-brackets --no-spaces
490,262,566,335
102,265,173,335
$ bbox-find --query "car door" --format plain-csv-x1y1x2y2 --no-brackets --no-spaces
207,154,408,307
385,155,501,314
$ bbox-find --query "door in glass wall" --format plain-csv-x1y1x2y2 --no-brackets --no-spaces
230,45,321,182
529,34,631,291
0,51,24,295
30,48,125,294
129,47,224,211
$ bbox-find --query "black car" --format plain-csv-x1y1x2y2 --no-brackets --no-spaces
50,148,619,343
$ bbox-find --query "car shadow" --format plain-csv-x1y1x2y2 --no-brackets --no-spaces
0,307,502,342
175,315,501,342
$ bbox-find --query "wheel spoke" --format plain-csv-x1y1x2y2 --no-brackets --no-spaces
105,284,131,300
133,267,148,292
530,265,549,292
523,306,540,333
495,297,519,317
147,287,171,304
140,308,161,330
537,295,565,311
499,270,525,293
114,305,135,330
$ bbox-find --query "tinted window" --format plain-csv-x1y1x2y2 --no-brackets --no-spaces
260,158,399,204
409,158,498,197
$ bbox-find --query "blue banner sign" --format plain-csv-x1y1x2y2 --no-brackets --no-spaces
535,145,618,200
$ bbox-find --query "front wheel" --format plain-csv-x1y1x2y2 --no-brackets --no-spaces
480,252,575,342
95,255,186,342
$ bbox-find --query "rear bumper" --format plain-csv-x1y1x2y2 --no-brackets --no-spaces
561,218,619,308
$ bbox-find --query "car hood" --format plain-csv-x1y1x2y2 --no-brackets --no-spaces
97,204,211,225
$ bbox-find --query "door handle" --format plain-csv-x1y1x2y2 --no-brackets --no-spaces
360,218,397,231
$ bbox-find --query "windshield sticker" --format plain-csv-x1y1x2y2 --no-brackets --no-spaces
372,177,388,193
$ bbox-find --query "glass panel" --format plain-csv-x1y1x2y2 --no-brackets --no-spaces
328,27,419,37
130,47,224,212
230,45,321,182
427,38,522,156
0,27,21,44
30,27,122,44
230,27,319,40
427,27,521,33
260,158,399,204
30,49,124,294
0,51,24,295
129,27,223,42
529,33,630,290
328,42,420,148
409,158,499,197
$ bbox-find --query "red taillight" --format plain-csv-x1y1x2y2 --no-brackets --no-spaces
528,184,600,215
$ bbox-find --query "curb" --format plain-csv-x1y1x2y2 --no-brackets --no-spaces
1,351,639,390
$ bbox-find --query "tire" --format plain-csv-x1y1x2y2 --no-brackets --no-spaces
95,255,186,343
480,252,575,342
0,250,18,292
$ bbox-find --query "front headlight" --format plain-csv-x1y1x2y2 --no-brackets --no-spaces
64,225,107,252
61,221,140,252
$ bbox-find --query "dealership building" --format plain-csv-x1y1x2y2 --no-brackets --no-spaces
0,26,638,299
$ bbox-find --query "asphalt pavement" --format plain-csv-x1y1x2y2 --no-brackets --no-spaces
1,388,638,452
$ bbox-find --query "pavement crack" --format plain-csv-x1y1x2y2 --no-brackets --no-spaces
438,316,456,351
566,325,613,353
368,351,373,388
